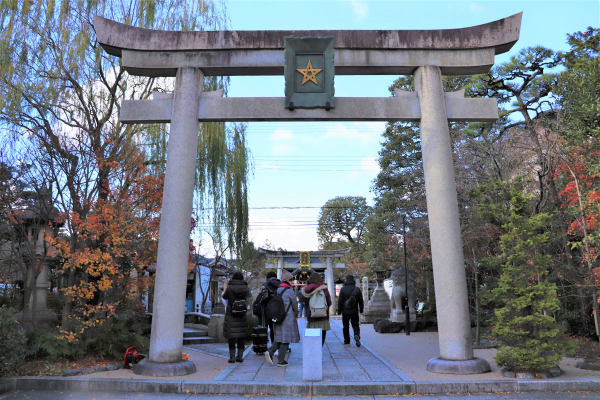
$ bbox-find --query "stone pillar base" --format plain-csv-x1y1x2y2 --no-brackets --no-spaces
426,357,491,375
133,359,196,377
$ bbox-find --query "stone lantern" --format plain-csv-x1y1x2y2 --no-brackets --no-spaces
361,269,392,323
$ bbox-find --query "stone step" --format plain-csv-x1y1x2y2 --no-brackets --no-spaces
184,323,209,330
183,336,218,345
183,329,208,338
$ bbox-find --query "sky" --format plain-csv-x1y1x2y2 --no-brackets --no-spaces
199,0,600,256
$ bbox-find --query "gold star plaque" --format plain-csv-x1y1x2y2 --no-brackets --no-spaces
284,36,334,109
296,60,322,86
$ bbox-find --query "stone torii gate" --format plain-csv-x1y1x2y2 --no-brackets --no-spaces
95,12,521,377
258,247,352,314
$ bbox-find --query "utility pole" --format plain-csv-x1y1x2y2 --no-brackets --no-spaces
472,248,480,346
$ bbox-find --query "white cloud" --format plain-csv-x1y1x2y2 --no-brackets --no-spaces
273,144,293,154
271,128,293,141
361,156,379,171
346,156,379,180
466,2,485,14
348,0,368,20
325,123,374,142
256,163,280,170
248,214,319,251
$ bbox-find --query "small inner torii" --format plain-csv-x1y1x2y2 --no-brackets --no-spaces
258,247,351,313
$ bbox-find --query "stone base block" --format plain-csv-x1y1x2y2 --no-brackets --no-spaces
133,359,196,377
426,357,491,375
303,328,322,381
207,314,226,343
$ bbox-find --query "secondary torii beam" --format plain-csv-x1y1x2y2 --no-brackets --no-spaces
94,12,521,377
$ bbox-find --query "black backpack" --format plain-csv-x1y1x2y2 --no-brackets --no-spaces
344,287,360,309
231,295,247,317
265,287,290,324
253,284,276,317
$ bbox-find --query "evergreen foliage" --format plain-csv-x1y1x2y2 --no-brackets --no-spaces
479,178,577,371
0,306,27,375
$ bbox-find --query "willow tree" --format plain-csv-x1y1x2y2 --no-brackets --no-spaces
0,0,251,330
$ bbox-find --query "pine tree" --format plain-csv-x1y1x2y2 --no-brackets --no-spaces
482,179,577,371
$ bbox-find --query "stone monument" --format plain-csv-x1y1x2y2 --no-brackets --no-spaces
248,270,263,303
362,270,391,323
94,12,522,376
390,267,416,325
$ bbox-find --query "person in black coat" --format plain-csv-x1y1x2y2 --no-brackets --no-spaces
223,271,250,363
264,271,280,343
337,274,364,347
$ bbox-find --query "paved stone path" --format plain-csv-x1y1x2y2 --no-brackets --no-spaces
4,391,600,399
184,343,230,359
216,318,408,382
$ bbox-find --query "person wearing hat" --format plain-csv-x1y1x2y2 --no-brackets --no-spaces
265,269,299,367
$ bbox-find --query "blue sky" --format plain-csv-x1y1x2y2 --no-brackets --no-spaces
202,0,600,255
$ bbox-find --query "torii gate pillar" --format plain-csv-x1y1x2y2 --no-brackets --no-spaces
415,66,487,373
134,67,202,376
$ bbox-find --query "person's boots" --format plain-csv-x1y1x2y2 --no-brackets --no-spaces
228,348,236,363
236,347,244,362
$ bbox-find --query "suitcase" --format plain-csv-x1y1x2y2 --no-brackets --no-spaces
251,325,268,354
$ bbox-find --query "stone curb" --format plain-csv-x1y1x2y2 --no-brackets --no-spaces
3,376,600,395
0,378,17,395
62,365,124,377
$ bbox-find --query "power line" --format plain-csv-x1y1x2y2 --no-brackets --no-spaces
198,205,364,210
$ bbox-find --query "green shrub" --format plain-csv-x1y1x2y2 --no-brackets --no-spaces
0,306,27,376
481,181,577,371
27,330,86,361
85,319,149,359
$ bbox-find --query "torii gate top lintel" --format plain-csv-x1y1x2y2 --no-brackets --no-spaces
257,247,352,259
94,13,521,78
95,12,521,57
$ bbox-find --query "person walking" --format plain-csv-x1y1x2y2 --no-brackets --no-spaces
337,274,364,347
223,271,250,363
256,271,280,344
301,272,332,346
265,270,299,367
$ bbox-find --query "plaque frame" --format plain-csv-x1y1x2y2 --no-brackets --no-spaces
284,37,335,110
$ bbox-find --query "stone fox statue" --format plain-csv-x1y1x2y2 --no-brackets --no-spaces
390,267,416,323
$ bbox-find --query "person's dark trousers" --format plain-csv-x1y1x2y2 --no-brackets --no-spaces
267,320,275,344
228,337,245,362
268,342,289,363
228,337,245,361
228,337,245,351
342,313,360,344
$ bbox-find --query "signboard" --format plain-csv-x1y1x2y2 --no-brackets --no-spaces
284,37,335,110
299,251,311,267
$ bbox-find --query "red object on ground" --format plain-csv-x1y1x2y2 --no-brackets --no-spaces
123,346,145,369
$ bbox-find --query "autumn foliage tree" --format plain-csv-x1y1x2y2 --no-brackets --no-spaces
45,150,163,357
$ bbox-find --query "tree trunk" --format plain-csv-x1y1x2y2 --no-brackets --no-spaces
61,232,78,330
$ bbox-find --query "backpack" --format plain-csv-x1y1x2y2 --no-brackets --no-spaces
309,289,328,318
344,287,360,309
265,287,290,324
252,285,273,317
231,296,247,318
